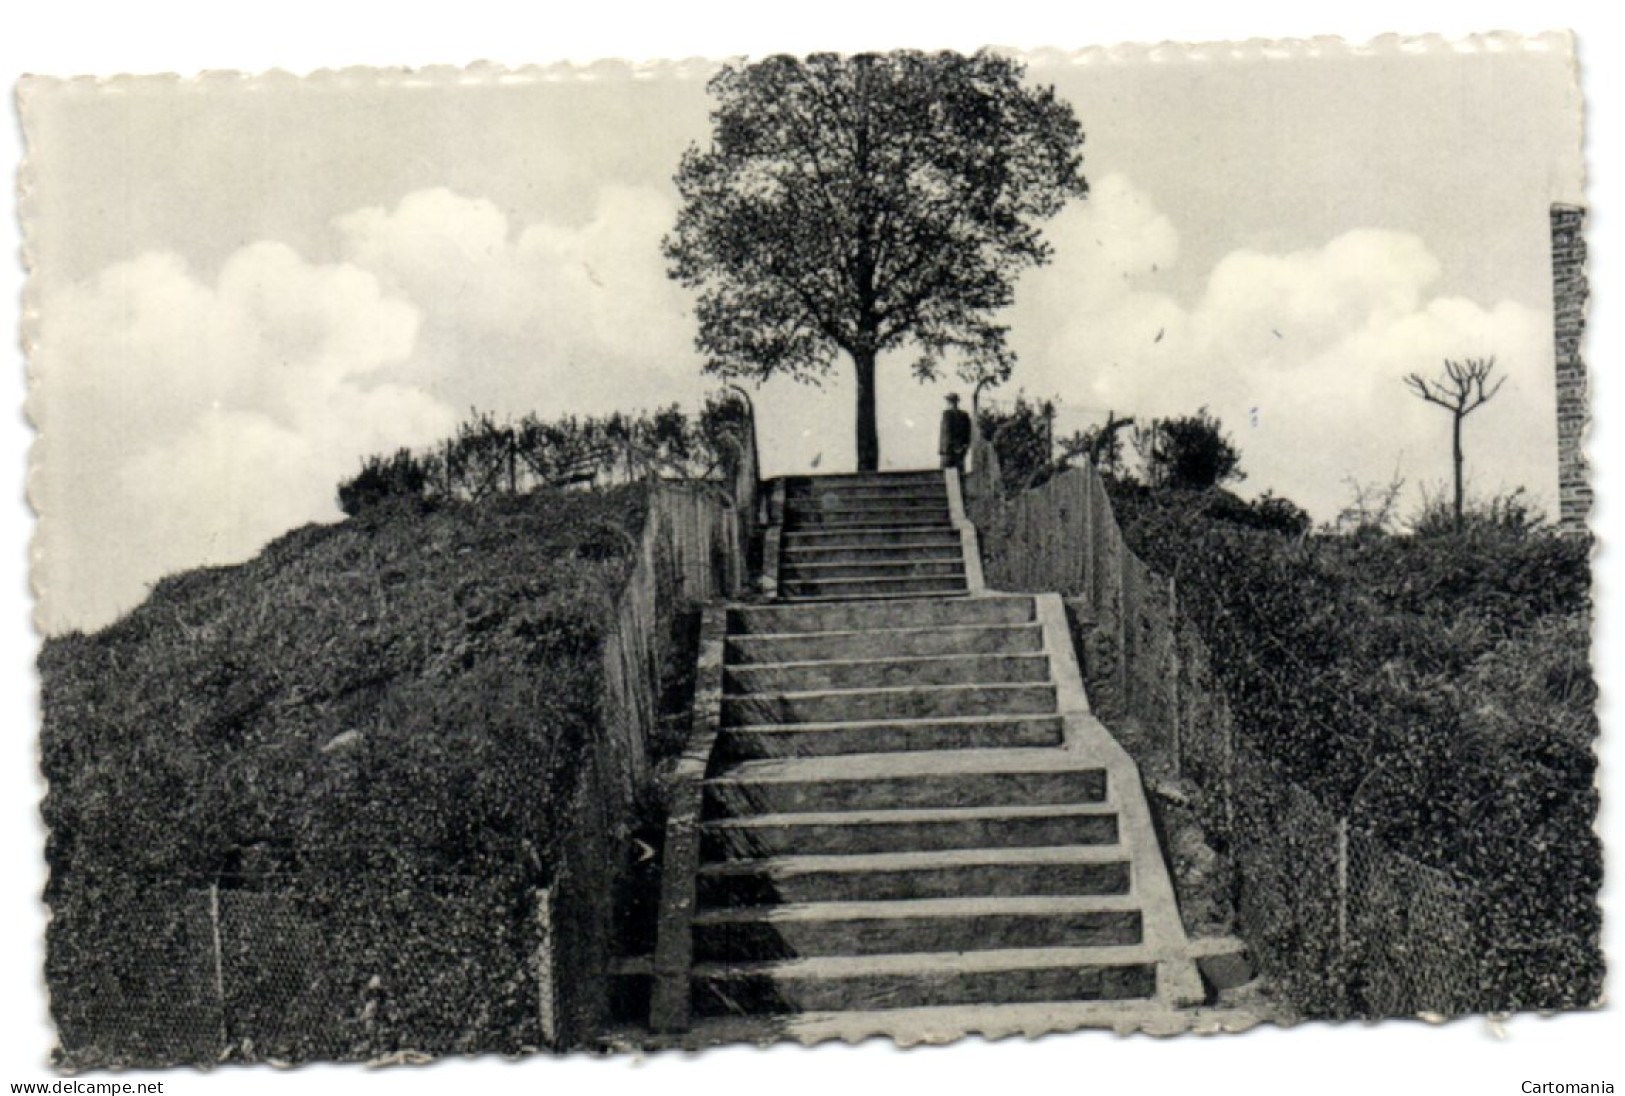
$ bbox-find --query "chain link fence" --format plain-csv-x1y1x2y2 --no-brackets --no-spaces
49,874,552,1068
1218,743,1482,1018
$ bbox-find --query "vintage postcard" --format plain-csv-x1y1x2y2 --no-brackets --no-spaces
21,32,1598,1069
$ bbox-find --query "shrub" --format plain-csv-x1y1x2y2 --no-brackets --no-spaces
337,395,751,515
1135,407,1243,490
977,394,1061,493
1332,473,1407,537
337,448,430,517
1199,490,1312,537
1410,485,1549,540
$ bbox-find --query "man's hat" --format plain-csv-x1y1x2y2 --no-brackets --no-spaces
946,393,961,405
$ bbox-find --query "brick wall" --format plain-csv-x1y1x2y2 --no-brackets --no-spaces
1551,203,1590,534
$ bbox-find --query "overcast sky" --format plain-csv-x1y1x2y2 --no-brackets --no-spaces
24,34,1583,634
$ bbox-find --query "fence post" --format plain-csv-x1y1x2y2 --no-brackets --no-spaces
533,886,559,1048
208,881,228,1053
1116,541,1129,713
1223,718,1236,843
1169,573,1181,777
1336,815,1350,969
507,431,518,495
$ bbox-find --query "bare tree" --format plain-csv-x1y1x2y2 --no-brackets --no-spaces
1334,470,1406,537
1403,357,1505,531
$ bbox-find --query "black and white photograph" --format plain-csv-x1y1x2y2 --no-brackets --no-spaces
3,8,1619,1092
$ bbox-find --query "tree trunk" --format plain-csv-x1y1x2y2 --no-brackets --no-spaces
854,349,880,472
1452,412,1464,531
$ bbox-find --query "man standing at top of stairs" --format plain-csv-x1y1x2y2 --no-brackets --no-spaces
939,394,972,472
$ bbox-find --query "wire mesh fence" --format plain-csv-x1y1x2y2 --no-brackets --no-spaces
49,874,553,1068
1346,829,1481,1017
1229,753,1349,1016
1217,743,1482,1018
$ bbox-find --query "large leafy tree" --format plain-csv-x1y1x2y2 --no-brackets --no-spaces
665,51,1088,471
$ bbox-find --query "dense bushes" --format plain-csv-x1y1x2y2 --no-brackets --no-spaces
1134,408,1243,490
977,394,1063,492
1106,483,1599,1010
977,398,1248,496
336,396,750,516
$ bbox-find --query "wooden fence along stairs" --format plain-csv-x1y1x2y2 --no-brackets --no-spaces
642,469,1203,1043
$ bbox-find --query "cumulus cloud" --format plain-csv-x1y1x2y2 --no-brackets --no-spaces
1005,174,1556,523
34,245,454,633
335,185,708,417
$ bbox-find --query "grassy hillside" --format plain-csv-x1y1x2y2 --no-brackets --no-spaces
41,485,652,1062
1106,483,1600,1011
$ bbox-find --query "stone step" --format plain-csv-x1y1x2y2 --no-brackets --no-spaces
785,499,950,521
725,652,1048,695
785,486,949,507
697,846,1133,906
670,998,1199,1045
723,682,1057,726
779,558,966,582
784,508,953,529
730,595,1035,635
780,590,968,604
780,542,966,566
780,527,962,550
689,945,1159,1016
701,803,1119,859
780,575,968,600
727,624,1044,665
717,714,1064,760
782,471,944,490
703,754,1106,816
692,895,1144,961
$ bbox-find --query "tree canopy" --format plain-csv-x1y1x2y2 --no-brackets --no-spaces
664,51,1088,470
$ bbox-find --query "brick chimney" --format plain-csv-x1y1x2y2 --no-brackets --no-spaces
1550,203,1590,534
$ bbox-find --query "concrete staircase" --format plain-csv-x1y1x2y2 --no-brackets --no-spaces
773,471,969,600
646,470,1201,1043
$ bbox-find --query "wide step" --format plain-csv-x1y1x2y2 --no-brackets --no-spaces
780,527,962,549
731,596,1034,635
726,652,1048,694
786,488,949,509
782,471,944,491
717,714,1065,759
723,682,1057,725
705,764,1104,817
728,624,1043,665
785,509,952,529
780,559,966,581
781,542,965,566
701,803,1119,858
779,581,966,601
698,846,1133,906
693,896,1143,960
690,946,1158,1016
787,493,950,512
